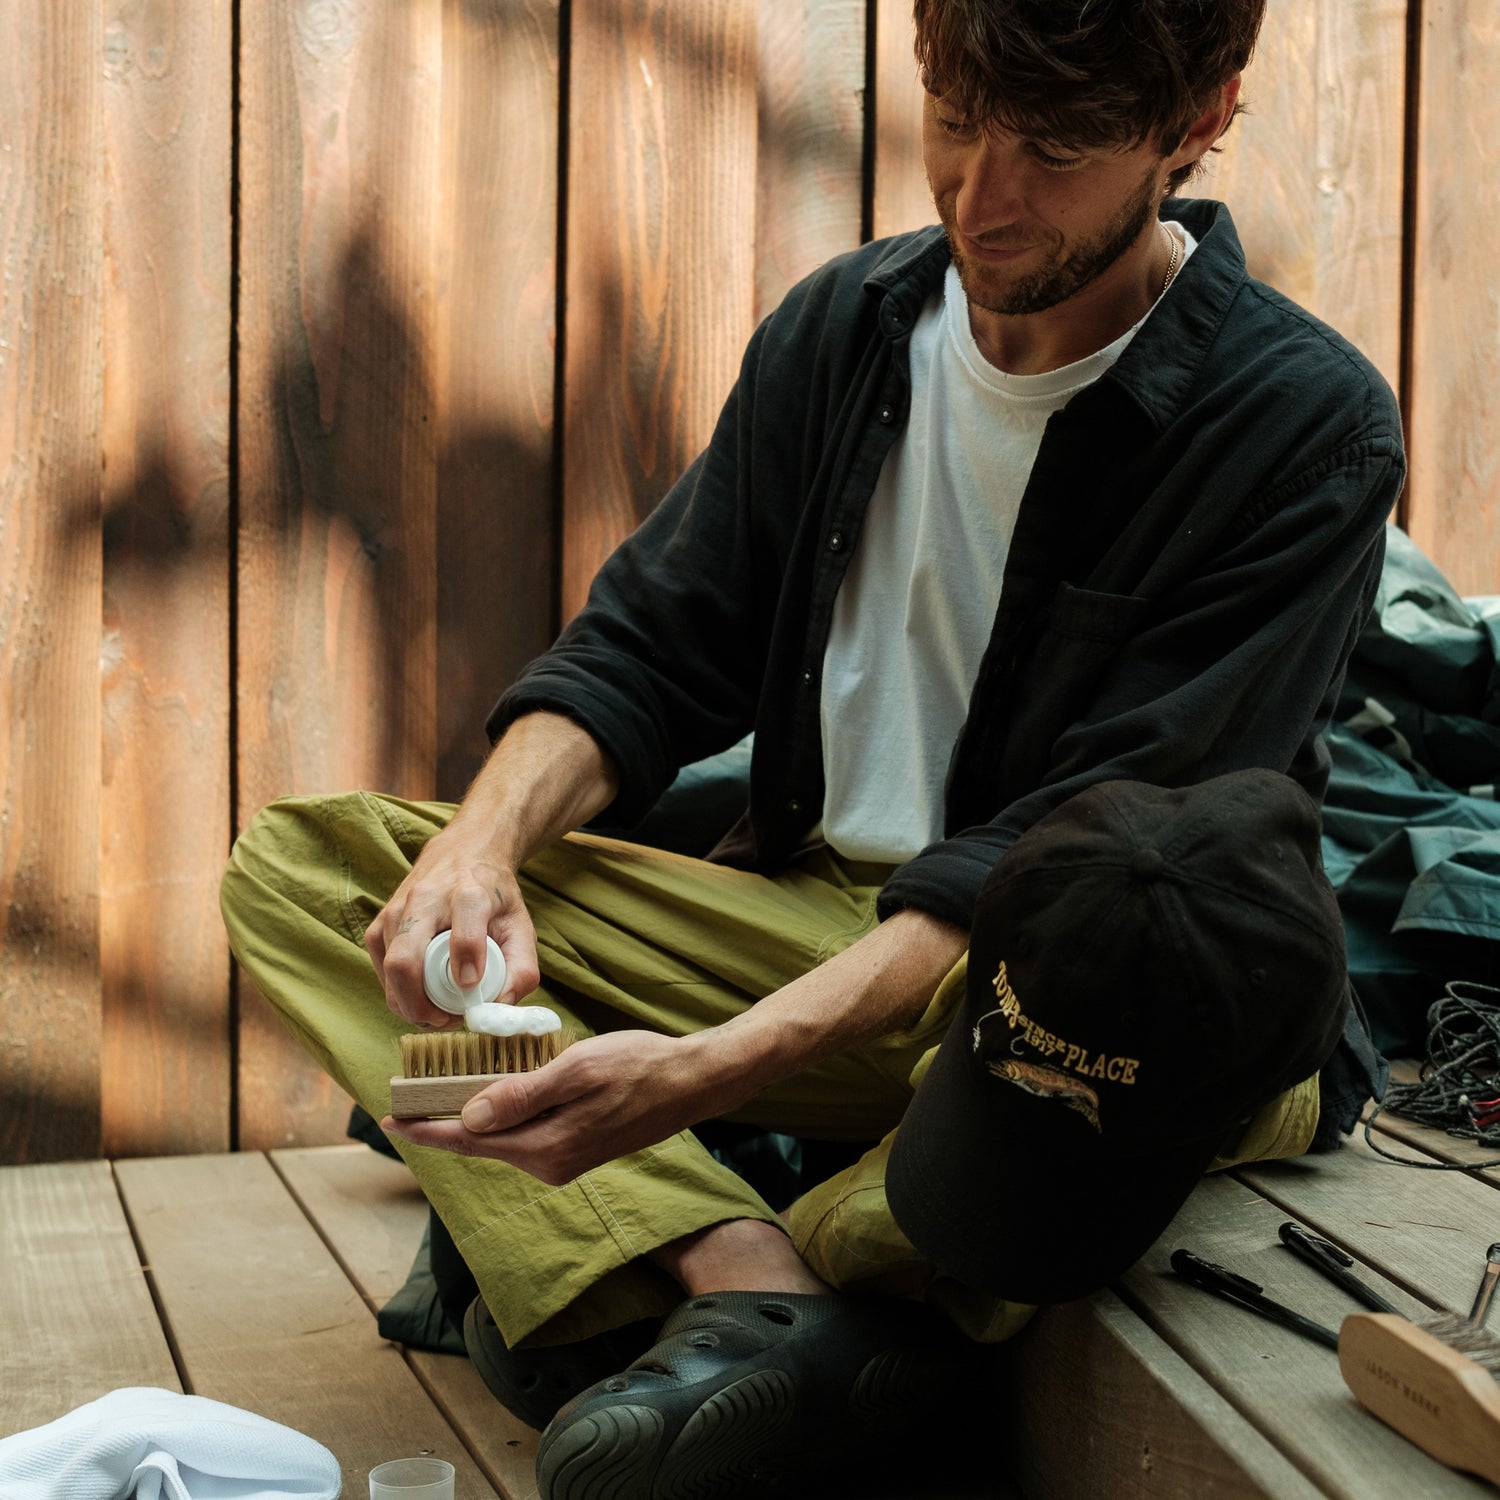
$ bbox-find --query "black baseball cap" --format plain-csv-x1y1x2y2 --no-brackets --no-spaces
887,770,1350,1304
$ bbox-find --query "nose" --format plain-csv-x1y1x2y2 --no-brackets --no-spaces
952,137,1026,239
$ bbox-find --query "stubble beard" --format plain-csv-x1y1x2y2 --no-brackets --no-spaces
940,163,1165,318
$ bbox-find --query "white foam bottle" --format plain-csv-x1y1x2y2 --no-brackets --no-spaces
421,932,562,1040
422,931,506,1015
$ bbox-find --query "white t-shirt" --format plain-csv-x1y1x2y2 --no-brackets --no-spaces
819,225,1196,863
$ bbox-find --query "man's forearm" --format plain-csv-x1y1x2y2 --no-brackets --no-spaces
680,907,969,1112
368,710,620,1017
446,711,621,872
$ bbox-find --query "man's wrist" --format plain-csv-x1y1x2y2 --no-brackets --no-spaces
675,1014,795,1118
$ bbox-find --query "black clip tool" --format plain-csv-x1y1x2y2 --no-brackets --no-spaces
1277,1222,1401,1315
1169,1248,1340,1350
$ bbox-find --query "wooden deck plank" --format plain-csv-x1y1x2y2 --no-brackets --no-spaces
1238,1129,1500,1315
273,1145,540,1500
1121,1172,1494,1499
0,1161,180,1438
272,1143,429,1306
996,1291,1325,1500
113,1152,501,1500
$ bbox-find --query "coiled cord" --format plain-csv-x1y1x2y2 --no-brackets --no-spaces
1364,980,1500,1169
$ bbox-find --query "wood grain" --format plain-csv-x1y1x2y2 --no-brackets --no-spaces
1239,1128,1500,1315
0,1,106,1164
0,1160,180,1437
99,0,233,1159
995,1291,1323,1499
115,1151,502,1499
271,1143,430,1307
236,0,445,1148
436,0,560,801
754,0,866,320
1198,0,1406,396
1406,0,1500,591
562,0,759,620
871,0,932,240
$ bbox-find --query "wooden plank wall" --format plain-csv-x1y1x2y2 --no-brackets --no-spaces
0,0,1491,1165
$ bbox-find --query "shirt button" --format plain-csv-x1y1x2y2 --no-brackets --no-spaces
828,531,844,551
787,798,802,816
801,670,814,687
878,405,895,424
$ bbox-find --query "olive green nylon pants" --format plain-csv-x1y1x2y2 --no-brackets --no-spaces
220,791,1319,1350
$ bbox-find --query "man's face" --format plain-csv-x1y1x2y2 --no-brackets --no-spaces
923,94,1172,318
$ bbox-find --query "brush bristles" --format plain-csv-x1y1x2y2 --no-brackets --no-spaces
398,1027,568,1079
1421,1312,1500,1376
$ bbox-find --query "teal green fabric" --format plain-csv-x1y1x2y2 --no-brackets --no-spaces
1322,525,1500,1057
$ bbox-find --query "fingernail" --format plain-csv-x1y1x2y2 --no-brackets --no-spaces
462,1097,496,1131
457,961,480,988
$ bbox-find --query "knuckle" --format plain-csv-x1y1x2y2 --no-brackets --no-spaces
507,959,542,999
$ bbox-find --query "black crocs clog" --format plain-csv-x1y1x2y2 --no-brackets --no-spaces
534,1290,969,1499
463,1297,660,1432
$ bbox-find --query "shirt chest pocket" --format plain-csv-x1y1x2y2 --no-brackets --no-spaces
1040,581,1152,644
1009,582,1153,741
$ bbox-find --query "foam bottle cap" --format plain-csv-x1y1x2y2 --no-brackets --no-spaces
422,931,506,1015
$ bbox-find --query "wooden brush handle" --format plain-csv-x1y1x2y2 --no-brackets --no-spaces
1339,1312,1500,1484
389,1072,496,1119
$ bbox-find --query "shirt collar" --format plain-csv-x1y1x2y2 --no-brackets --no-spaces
862,200,1250,432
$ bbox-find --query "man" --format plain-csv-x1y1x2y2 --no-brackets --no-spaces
221,2,1403,1495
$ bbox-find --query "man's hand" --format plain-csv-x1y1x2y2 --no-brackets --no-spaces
365,836,540,1029
381,1030,725,1183
361,711,621,1028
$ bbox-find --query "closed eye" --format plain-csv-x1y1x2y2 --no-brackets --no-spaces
934,112,979,141
1026,141,1087,171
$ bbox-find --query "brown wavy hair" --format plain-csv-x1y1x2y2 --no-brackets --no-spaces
912,0,1265,189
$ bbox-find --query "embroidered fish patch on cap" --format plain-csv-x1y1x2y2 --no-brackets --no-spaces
971,960,1137,1132
986,1059,1101,1130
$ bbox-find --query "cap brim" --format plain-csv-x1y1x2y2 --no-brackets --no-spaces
887,1017,1228,1305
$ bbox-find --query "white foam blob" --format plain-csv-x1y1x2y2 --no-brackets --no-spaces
463,1003,562,1037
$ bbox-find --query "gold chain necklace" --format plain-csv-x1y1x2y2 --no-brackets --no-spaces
1160,223,1182,297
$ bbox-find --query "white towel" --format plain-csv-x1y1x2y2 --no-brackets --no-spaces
0,1388,342,1500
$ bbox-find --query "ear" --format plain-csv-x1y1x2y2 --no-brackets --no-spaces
1165,76,1243,174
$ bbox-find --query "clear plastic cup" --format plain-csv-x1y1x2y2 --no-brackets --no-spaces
368,1457,455,1500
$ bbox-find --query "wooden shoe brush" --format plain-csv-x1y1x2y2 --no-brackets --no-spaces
1338,1242,1500,1485
388,932,571,1118
389,1010,571,1119
1339,1311,1500,1484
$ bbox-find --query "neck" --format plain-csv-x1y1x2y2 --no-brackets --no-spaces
967,218,1176,376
